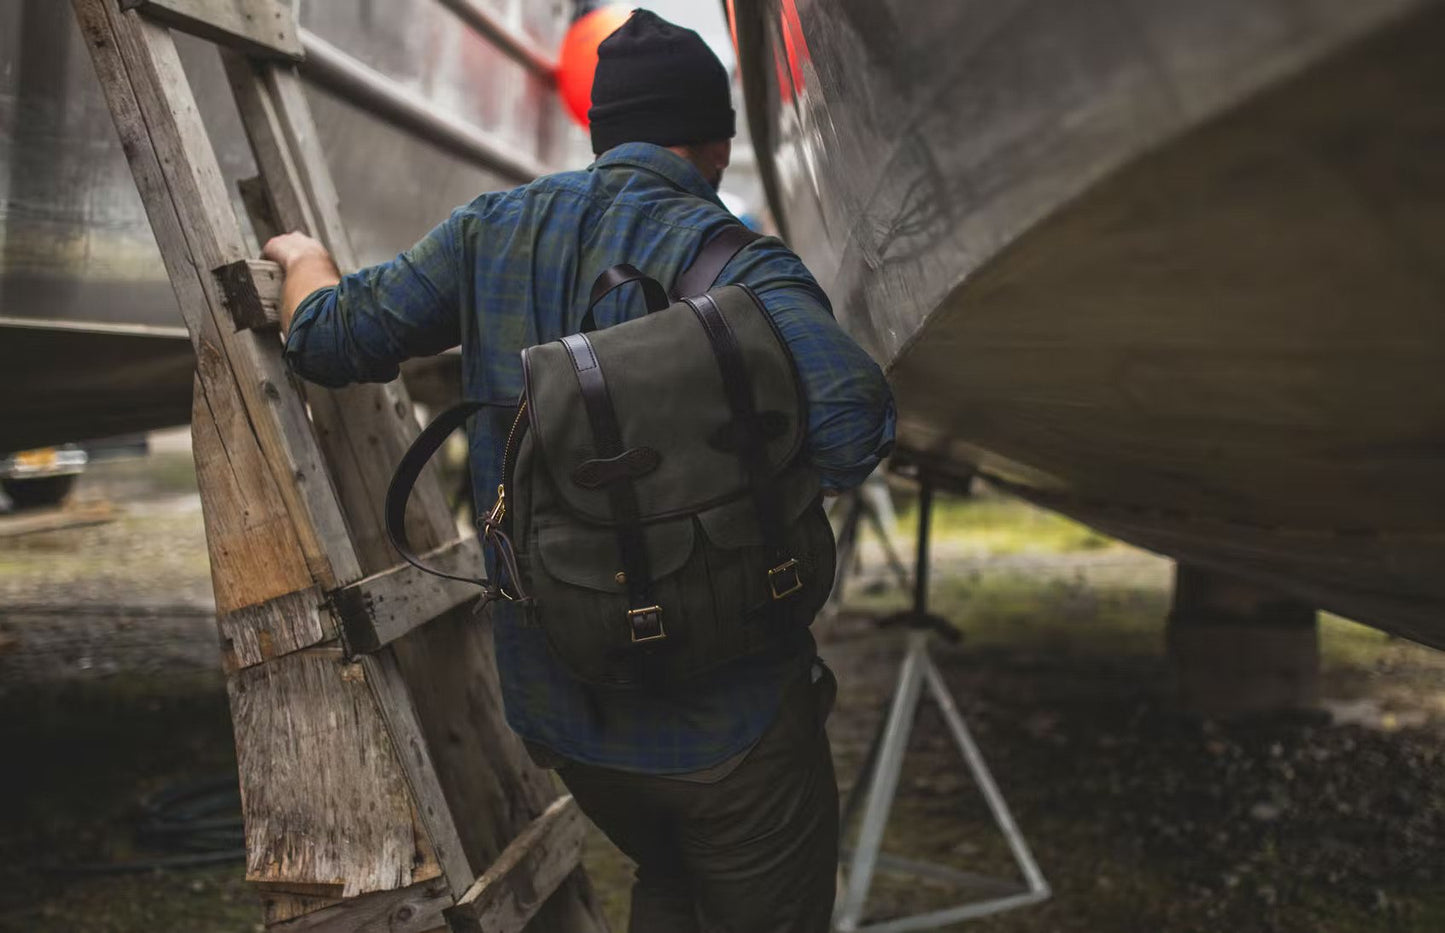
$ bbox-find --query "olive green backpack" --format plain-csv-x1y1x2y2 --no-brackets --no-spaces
387,227,836,688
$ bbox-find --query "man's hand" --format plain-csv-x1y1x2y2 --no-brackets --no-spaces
262,232,342,335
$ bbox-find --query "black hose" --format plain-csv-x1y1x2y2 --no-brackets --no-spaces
44,773,245,875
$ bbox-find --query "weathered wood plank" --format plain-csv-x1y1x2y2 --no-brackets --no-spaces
215,258,283,330
332,538,483,654
444,797,587,933
188,374,316,615
230,650,434,896
0,501,116,539
216,585,330,672
267,877,453,933
360,652,475,899
121,0,303,60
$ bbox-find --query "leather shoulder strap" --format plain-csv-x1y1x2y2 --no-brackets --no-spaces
673,224,763,300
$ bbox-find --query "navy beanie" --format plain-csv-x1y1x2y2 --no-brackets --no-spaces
588,9,736,156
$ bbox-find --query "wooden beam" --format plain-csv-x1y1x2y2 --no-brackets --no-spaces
216,584,332,672
216,258,283,331
332,538,484,655
267,876,453,933
120,0,303,60
443,797,588,933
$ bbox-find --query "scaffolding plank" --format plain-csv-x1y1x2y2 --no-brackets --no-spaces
444,796,587,933
121,0,303,59
333,538,484,654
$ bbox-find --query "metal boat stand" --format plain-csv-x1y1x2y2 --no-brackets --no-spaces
825,475,912,614
834,474,1051,933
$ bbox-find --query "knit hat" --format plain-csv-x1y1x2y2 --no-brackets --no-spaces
588,9,736,156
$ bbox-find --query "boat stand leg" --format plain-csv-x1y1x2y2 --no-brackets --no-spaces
836,631,929,931
836,471,1049,932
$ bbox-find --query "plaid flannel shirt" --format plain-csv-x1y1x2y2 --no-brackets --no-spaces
285,143,895,773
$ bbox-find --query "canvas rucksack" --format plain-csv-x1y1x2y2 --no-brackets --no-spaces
387,226,836,688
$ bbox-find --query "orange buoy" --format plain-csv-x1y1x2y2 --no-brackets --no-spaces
557,6,634,127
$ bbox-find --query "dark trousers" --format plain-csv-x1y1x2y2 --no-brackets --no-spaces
560,666,839,933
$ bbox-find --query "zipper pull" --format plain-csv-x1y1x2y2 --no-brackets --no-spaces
484,484,506,526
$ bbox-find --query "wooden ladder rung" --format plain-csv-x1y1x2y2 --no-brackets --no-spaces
215,258,284,331
443,796,588,933
121,0,304,60
332,537,485,654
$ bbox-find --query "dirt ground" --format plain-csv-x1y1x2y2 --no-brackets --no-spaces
2,439,1443,933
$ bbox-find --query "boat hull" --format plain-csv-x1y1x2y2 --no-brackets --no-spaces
0,0,571,450
734,0,1445,643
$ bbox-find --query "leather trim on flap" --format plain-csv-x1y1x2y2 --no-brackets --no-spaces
522,285,805,526
535,517,695,592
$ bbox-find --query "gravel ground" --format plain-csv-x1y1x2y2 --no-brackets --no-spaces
3,445,1444,933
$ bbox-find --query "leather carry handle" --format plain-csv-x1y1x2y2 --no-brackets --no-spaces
385,400,491,586
581,264,669,333
579,224,762,332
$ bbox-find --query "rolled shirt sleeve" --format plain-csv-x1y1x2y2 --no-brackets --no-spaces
724,240,897,493
284,211,466,388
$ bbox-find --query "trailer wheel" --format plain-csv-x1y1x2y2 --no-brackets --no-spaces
2,474,78,510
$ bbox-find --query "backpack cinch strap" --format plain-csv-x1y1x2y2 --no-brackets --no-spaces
560,332,665,643
684,292,802,600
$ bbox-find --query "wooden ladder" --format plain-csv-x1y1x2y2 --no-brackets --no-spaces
71,2,606,931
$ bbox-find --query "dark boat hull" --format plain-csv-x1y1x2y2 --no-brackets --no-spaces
734,0,1445,644
0,0,571,450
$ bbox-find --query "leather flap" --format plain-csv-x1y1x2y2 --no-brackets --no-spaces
523,285,806,526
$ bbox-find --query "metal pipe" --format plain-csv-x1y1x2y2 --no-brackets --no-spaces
433,0,557,80
912,474,933,615
297,29,549,185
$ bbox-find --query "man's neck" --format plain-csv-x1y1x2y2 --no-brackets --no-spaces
666,145,720,189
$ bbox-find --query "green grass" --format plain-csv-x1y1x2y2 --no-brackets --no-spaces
892,489,1115,556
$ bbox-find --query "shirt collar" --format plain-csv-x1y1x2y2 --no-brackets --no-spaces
592,143,724,207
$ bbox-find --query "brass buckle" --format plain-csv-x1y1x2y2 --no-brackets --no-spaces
627,605,666,643
768,559,804,600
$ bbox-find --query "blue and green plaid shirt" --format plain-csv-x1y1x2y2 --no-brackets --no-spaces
285,143,895,773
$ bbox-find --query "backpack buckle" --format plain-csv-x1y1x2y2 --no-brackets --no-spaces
768,559,804,600
627,605,666,643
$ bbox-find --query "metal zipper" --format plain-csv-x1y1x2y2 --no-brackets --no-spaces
493,398,529,522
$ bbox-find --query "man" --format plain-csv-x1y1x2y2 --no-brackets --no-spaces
266,10,894,931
